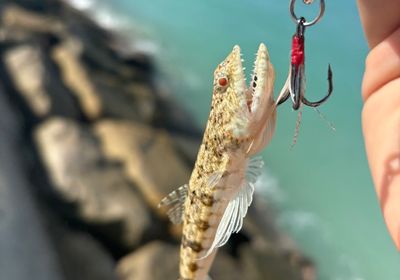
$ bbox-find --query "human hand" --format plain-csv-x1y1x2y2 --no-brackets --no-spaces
357,0,400,249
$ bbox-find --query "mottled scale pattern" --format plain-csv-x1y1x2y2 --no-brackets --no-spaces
179,53,249,279
177,44,276,280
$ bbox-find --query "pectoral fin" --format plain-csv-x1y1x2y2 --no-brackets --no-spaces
246,156,264,184
201,157,264,258
158,184,188,224
207,171,224,188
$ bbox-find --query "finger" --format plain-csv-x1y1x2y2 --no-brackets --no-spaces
362,27,400,250
362,27,400,101
357,0,400,48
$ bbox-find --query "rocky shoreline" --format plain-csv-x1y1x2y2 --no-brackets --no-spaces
0,1,314,279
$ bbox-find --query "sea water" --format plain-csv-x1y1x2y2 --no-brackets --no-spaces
69,0,400,279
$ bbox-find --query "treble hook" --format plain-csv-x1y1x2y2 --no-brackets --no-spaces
277,0,333,110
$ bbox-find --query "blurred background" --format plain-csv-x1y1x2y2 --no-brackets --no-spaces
0,0,399,279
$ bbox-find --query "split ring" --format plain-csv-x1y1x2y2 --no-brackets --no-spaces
289,0,325,27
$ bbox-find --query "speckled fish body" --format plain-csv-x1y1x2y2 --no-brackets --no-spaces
160,43,276,280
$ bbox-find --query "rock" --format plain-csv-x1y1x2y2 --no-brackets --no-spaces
60,5,153,83
91,75,156,122
239,197,315,280
3,0,62,13
52,37,156,122
0,83,63,280
116,242,243,280
244,197,281,246
94,120,190,208
124,81,156,122
1,4,64,35
153,89,202,137
209,250,244,280
4,44,81,118
61,7,127,74
169,133,201,166
117,242,179,280
239,243,314,280
35,118,152,248
52,38,102,119
4,45,50,116
47,215,118,280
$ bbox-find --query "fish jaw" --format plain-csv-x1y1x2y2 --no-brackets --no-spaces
246,43,277,155
249,43,275,119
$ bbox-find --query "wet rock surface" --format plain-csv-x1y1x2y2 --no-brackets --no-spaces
0,77,63,280
35,118,153,249
94,120,190,208
46,214,118,280
0,1,314,279
116,242,245,280
116,242,180,280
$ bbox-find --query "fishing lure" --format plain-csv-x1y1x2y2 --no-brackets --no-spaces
277,0,333,110
159,43,276,280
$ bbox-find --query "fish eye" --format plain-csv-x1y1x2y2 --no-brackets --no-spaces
216,76,229,90
218,77,228,87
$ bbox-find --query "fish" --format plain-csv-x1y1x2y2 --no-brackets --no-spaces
159,43,277,280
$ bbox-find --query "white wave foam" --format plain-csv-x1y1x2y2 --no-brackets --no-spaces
91,6,130,30
254,170,286,204
64,0,95,11
63,0,159,56
64,0,128,30
279,210,319,231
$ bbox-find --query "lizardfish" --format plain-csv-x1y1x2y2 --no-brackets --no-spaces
159,43,276,280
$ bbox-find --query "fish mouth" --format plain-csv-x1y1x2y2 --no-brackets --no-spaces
214,44,274,137
225,44,272,113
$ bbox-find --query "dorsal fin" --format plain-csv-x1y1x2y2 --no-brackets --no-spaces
158,184,188,224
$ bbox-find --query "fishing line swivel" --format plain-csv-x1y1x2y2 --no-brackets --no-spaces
277,0,333,111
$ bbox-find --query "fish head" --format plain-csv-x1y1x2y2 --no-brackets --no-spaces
211,44,276,153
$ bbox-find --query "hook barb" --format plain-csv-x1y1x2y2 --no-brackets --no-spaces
301,64,333,107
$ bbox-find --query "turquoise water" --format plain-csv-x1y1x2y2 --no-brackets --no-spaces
75,0,400,279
